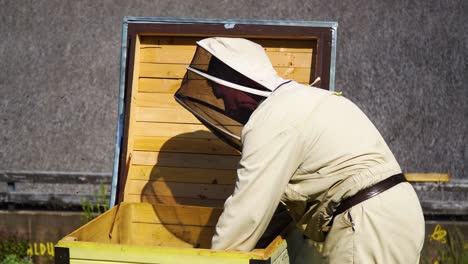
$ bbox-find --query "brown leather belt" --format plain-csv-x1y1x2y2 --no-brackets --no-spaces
333,173,407,217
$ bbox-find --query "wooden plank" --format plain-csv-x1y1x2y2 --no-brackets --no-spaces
140,48,313,68
275,67,310,83
67,206,118,243
126,194,226,207
122,35,142,179
126,180,234,200
129,203,222,226
140,63,311,83
72,260,120,264
139,78,182,93
138,77,309,94
135,93,182,108
126,221,196,248
59,240,265,263
58,239,264,263
140,36,200,48
133,122,214,137
139,36,316,52
135,107,243,129
131,151,240,169
266,51,313,67
128,165,237,184
128,222,214,248
135,91,220,108
59,239,264,263
135,107,200,123
118,202,133,245
253,38,316,52
405,173,451,182
128,38,143,132
140,63,188,78
140,48,196,64
133,136,239,155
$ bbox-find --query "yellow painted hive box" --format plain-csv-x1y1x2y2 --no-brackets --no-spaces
55,17,338,264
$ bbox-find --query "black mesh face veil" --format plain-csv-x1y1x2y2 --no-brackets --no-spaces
174,46,270,151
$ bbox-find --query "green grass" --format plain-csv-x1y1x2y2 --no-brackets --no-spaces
81,182,109,223
420,224,468,264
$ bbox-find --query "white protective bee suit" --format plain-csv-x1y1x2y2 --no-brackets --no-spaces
175,37,425,263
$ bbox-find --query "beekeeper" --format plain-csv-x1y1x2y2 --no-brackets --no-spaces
175,37,425,263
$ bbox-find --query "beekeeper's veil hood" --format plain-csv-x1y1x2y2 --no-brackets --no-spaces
175,37,289,150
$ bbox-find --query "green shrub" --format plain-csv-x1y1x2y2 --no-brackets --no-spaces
0,255,32,264
0,237,30,263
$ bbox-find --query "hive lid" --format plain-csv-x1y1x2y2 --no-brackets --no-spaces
110,17,338,207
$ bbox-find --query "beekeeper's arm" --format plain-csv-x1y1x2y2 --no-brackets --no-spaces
211,124,304,251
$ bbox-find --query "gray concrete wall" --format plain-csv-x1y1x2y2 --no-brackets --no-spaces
0,0,466,179
0,210,84,263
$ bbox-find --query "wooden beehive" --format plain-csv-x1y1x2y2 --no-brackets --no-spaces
55,17,338,264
